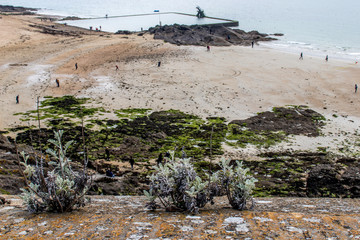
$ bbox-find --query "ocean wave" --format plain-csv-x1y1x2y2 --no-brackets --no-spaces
262,41,360,62
287,41,310,46
264,43,290,48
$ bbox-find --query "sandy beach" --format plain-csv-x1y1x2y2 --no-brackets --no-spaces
1,14,360,154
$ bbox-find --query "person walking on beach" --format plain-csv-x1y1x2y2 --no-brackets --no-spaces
156,152,163,165
355,84,358,93
325,55,328,62
157,61,161,67
55,79,60,87
105,147,110,161
115,65,119,71
207,45,210,51
299,52,303,60
129,156,135,170
16,95,19,104
75,62,78,70
251,41,254,48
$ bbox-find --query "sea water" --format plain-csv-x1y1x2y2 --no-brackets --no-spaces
62,13,232,33
2,0,360,61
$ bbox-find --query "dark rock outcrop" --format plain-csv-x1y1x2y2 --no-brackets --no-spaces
307,164,360,198
88,173,146,195
0,134,14,152
0,196,11,205
148,24,278,46
245,151,360,198
0,135,26,195
230,107,325,137
0,5,37,14
29,24,81,37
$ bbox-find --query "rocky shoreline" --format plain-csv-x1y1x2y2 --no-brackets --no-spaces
0,5,37,14
149,24,280,46
1,104,359,198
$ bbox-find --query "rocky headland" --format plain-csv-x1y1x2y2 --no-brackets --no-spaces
148,24,279,46
0,5,37,14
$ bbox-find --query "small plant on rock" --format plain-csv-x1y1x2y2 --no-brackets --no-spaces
145,152,257,213
144,156,210,214
19,130,90,213
212,158,257,210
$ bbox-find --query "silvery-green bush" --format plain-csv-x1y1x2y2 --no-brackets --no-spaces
212,158,257,210
145,152,257,213
20,130,90,213
145,150,210,213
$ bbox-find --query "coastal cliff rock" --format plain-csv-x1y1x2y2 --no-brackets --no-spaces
148,24,278,46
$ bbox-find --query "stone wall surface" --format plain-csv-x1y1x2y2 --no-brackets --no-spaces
1,195,360,239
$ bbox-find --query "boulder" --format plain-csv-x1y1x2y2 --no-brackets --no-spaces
0,134,14,152
0,196,11,205
341,167,360,197
88,173,145,195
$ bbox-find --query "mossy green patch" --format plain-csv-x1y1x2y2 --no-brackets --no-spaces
226,124,286,148
0,188,10,195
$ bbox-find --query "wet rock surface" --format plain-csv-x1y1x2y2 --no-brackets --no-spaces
246,151,360,198
1,104,359,197
230,106,325,137
0,135,25,195
1,195,359,239
149,24,278,46
307,164,360,198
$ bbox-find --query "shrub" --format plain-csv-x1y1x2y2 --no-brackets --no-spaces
19,130,90,213
144,152,257,213
212,158,257,210
144,150,210,214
